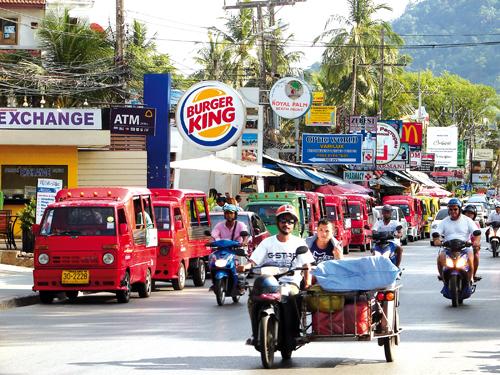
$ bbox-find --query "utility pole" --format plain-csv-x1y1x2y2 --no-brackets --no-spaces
257,4,266,95
378,28,384,118
468,110,474,194
115,0,125,100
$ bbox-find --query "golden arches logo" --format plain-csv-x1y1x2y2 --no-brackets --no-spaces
145,110,153,118
402,123,421,145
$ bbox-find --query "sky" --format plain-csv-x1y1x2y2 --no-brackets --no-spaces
79,0,411,76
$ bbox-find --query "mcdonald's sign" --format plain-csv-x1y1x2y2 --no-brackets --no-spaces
402,122,423,146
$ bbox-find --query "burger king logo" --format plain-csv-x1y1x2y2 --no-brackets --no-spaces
176,81,246,151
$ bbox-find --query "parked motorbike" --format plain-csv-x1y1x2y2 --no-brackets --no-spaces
488,221,500,258
438,238,476,307
208,238,247,306
247,246,309,369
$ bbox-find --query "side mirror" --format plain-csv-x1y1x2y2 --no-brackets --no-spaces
472,229,482,237
235,247,247,257
174,221,184,231
240,230,249,238
295,245,309,255
204,229,212,236
32,224,40,236
119,223,128,236
364,224,371,230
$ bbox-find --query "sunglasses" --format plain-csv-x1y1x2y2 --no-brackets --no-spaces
279,218,296,225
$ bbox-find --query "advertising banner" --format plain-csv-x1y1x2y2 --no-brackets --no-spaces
401,122,423,146
472,173,492,185
302,133,362,164
312,91,324,105
375,161,407,171
380,119,403,135
376,122,401,165
269,77,312,119
426,126,458,167
348,115,377,132
110,107,156,135
0,108,102,130
175,81,246,151
305,106,336,127
36,178,63,224
457,140,466,167
410,146,422,169
473,149,494,161
420,153,435,172
343,171,375,182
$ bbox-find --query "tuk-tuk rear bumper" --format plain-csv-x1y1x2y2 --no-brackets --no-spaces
33,268,128,292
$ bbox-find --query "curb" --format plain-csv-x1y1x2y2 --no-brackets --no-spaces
0,294,39,311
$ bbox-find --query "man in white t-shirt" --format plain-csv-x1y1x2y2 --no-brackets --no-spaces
433,198,480,283
486,203,500,242
239,204,314,346
372,205,403,246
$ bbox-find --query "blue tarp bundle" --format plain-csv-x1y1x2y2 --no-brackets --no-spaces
313,257,400,292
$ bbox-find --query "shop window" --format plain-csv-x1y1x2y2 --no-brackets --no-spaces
1,18,18,45
1,165,68,203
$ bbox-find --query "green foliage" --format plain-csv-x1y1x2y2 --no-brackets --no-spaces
392,0,499,91
18,198,36,232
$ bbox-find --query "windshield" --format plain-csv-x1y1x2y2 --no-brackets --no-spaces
393,204,410,216
210,214,250,231
468,196,486,204
435,209,448,220
246,204,282,226
154,206,171,230
348,203,361,219
326,206,337,221
376,208,397,220
40,207,115,236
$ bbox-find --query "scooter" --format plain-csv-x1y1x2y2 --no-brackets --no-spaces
247,246,309,369
208,239,247,306
488,221,500,258
438,238,476,307
371,226,402,267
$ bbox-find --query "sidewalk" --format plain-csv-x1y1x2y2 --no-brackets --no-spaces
0,262,39,310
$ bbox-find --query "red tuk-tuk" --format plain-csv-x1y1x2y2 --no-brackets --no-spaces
150,189,212,290
32,187,158,304
324,195,351,254
343,194,376,251
292,191,327,236
382,195,423,242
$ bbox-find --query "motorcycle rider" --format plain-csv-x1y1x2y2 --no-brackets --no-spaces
211,204,249,245
306,218,343,263
372,204,404,245
462,205,481,281
486,203,500,242
238,204,315,346
433,198,480,284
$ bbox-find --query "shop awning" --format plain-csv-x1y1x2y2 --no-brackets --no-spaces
277,164,327,185
388,171,418,184
314,171,346,185
407,171,443,188
316,183,372,195
371,175,404,188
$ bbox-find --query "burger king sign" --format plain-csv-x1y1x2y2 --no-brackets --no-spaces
176,81,246,151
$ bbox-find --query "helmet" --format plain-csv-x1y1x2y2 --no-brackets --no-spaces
250,274,280,299
462,204,477,220
382,204,393,212
223,204,238,213
447,198,462,208
495,202,500,208
275,204,299,221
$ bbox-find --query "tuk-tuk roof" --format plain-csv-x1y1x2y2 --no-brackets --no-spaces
150,188,206,203
54,187,152,205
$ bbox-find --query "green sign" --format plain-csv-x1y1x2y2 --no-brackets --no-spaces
457,140,465,167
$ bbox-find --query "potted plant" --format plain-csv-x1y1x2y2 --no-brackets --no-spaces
18,198,36,252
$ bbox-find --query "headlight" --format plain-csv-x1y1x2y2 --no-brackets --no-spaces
445,257,454,268
159,246,170,256
215,259,228,268
102,253,115,265
38,253,49,265
455,257,467,269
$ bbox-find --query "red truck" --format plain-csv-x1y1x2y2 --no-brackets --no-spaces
343,194,376,251
292,191,327,236
324,195,352,254
382,195,423,242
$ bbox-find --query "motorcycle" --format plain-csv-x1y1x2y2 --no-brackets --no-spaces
247,246,309,369
208,238,247,306
438,238,476,307
371,226,403,267
488,221,500,258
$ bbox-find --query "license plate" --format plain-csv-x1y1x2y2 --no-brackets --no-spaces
61,270,89,284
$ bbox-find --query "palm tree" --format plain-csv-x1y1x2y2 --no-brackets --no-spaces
315,0,403,116
193,31,234,82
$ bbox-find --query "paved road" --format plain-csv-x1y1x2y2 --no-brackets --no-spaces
0,238,499,375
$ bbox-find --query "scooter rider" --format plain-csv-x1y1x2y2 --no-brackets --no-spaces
211,204,249,245
238,204,315,345
433,198,480,283
486,203,500,242
462,205,481,281
373,204,404,245
305,218,343,263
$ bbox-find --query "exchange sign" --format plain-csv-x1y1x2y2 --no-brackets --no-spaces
376,122,401,165
302,133,362,164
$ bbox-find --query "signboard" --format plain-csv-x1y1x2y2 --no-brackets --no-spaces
269,77,312,119
375,161,407,171
312,91,324,105
175,81,246,151
401,122,423,146
472,173,492,185
457,140,466,167
305,106,336,126
35,178,63,224
110,107,156,135
410,147,422,169
343,171,375,182
302,133,362,164
431,171,454,177
426,126,458,167
432,176,448,185
0,108,102,130
473,149,494,161
420,153,435,172
349,115,377,132
376,122,401,165
380,119,403,135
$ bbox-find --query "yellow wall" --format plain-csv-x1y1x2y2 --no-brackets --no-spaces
0,146,78,238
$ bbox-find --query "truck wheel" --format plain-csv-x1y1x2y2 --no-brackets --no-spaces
116,271,131,303
192,259,206,287
39,291,54,304
66,291,78,303
138,268,152,298
172,263,186,290
343,246,349,255
402,237,408,245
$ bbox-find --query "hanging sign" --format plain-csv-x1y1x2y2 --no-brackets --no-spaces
349,115,377,132
269,77,312,119
305,106,336,126
376,122,401,165
420,153,435,172
175,81,246,151
410,147,422,169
